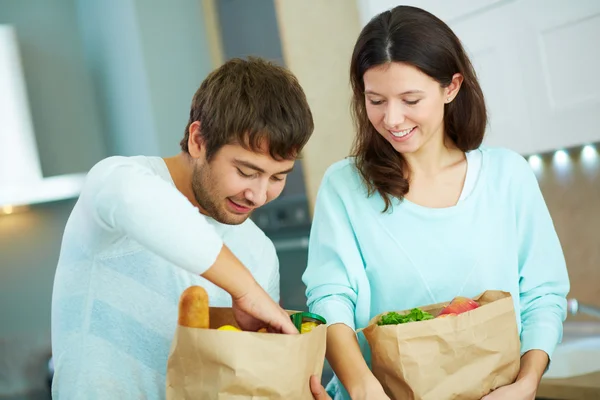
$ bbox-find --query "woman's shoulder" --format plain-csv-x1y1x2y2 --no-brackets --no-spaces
321,157,364,191
478,146,540,198
480,146,532,176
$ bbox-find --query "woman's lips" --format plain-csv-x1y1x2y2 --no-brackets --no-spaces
389,126,417,142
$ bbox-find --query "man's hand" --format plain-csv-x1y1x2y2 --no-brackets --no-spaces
203,245,297,334
231,282,298,334
310,375,332,400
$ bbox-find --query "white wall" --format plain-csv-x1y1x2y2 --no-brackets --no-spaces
0,0,215,395
357,0,600,155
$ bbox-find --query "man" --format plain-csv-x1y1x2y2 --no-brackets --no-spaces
51,57,327,398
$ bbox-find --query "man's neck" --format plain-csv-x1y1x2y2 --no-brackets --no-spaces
163,153,203,211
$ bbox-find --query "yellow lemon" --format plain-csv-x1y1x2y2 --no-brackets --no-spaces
217,325,241,331
300,321,319,334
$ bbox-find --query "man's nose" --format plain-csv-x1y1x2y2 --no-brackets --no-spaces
245,181,268,207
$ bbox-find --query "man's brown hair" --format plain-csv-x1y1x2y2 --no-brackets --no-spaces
181,57,314,160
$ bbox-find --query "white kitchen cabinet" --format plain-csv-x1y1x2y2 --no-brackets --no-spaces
357,0,600,155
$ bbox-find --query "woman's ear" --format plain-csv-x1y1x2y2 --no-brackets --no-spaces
187,121,203,159
445,73,464,103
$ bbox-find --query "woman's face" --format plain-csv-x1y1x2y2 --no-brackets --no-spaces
363,62,460,155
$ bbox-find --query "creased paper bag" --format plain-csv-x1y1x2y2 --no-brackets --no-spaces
166,307,327,400
362,290,521,400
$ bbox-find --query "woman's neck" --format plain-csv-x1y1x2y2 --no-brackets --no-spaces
403,134,464,178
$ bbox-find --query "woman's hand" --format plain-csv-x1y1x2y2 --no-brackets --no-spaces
482,350,547,400
349,377,391,400
481,377,537,400
310,375,332,400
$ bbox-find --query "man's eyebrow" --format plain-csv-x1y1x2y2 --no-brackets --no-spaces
234,159,265,173
276,166,294,175
234,159,294,175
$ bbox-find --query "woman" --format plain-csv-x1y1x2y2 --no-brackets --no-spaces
303,5,570,400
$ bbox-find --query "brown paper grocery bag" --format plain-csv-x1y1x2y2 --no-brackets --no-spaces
362,290,521,400
166,307,327,400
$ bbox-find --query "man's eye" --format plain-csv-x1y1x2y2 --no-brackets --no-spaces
271,175,284,182
237,169,253,178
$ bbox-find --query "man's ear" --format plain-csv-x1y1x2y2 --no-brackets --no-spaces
188,121,203,159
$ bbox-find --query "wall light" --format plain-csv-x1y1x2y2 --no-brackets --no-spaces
528,154,542,172
553,149,570,168
0,204,29,215
581,144,598,164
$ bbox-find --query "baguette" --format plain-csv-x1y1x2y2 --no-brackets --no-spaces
178,285,210,329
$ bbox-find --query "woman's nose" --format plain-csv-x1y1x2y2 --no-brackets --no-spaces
384,103,406,129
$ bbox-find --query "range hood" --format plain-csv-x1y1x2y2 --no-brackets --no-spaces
0,25,86,210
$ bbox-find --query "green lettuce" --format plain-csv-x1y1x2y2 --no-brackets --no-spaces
377,308,434,326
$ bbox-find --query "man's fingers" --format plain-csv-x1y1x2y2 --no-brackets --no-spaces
272,309,298,334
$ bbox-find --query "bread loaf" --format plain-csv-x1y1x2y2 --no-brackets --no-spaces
178,285,210,329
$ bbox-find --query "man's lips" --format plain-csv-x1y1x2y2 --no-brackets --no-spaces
227,198,253,213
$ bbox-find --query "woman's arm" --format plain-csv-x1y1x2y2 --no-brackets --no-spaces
303,167,388,399
514,157,570,366
326,324,386,398
484,156,570,400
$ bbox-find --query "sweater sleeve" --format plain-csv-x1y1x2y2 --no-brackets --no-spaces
87,157,224,276
302,169,364,330
514,157,570,360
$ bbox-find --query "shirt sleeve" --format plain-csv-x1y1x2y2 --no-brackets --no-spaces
302,170,364,330
86,157,224,276
263,239,281,304
514,157,570,360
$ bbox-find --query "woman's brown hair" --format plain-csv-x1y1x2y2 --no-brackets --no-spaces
350,6,487,212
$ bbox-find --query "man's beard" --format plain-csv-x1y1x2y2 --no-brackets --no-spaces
191,162,250,225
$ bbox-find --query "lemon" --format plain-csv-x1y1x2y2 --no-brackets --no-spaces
300,321,319,334
217,325,241,331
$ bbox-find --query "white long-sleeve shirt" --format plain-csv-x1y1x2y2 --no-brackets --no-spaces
50,155,280,399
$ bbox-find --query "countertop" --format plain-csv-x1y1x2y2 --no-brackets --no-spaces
537,371,600,400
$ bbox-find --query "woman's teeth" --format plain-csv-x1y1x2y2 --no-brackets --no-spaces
390,127,414,137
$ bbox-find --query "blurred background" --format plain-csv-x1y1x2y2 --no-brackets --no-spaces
0,0,599,399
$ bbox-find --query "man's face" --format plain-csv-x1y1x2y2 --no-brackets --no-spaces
191,143,294,225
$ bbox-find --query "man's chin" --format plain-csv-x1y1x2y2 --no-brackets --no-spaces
213,211,251,226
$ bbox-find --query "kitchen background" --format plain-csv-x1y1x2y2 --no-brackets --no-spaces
0,0,598,399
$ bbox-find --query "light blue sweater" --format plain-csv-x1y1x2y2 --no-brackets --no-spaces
302,147,570,399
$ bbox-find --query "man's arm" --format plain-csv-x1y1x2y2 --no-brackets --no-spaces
90,158,223,275
87,158,296,333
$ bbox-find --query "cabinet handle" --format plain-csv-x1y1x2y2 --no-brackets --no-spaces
272,236,309,251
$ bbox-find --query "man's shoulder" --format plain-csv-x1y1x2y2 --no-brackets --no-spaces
237,218,275,250
81,155,166,195
87,155,158,176
227,218,277,260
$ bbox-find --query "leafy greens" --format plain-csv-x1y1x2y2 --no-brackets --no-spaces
377,308,434,326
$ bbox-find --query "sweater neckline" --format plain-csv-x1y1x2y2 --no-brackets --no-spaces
395,148,487,217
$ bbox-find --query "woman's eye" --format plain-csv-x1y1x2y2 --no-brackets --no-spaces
404,99,420,106
368,99,384,106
